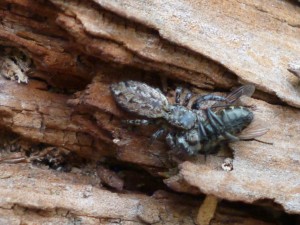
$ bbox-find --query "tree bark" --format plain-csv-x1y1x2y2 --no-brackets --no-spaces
0,0,299,224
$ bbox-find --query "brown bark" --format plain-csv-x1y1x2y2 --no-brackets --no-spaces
0,0,300,223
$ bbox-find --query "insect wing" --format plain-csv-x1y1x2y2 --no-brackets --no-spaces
111,81,168,118
212,84,255,108
226,84,255,104
237,120,269,140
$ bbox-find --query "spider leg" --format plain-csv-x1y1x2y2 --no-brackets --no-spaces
149,127,166,145
122,119,154,126
175,86,183,104
192,94,228,110
166,133,177,150
201,139,221,160
182,90,192,107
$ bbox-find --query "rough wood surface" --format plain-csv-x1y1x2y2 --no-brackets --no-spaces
0,0,300,223
177,97,300,213
0,163,197,225
0,162,279,225
94,0,300,107
69,78,300,213
0,78,100,159
50,0,238,90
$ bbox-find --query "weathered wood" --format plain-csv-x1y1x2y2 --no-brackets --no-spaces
0,163,198,225
69,78,300,213
0,162,278,225
0,0,299,222
0,77,99,159
50,0,237,90
94,0,300,107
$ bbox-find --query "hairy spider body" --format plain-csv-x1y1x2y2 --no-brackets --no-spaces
111,80,197,130
111,80,267,156
111,81,168,118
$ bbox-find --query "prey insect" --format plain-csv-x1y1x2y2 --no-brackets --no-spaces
111,80,268,156
166,105,268,156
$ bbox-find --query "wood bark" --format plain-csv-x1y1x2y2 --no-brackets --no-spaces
0,0,300,224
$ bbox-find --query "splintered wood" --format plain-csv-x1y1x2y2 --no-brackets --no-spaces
0,0,300,223
53,0,237,90
94,0,300,107
0,163,277,225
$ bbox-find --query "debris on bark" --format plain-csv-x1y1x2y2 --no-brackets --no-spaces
196,195,219,225
0,47,30,83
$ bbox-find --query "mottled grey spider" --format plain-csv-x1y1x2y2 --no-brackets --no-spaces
111,81,268,155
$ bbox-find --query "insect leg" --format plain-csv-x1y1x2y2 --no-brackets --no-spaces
224,132,239,142
206,108,225,134
175,86,183,104
207,109,239,141
166,133,177,150
122,119,154,126
192,94,228,109
149,127,166,145
182,90,192,107
198,121,208,141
